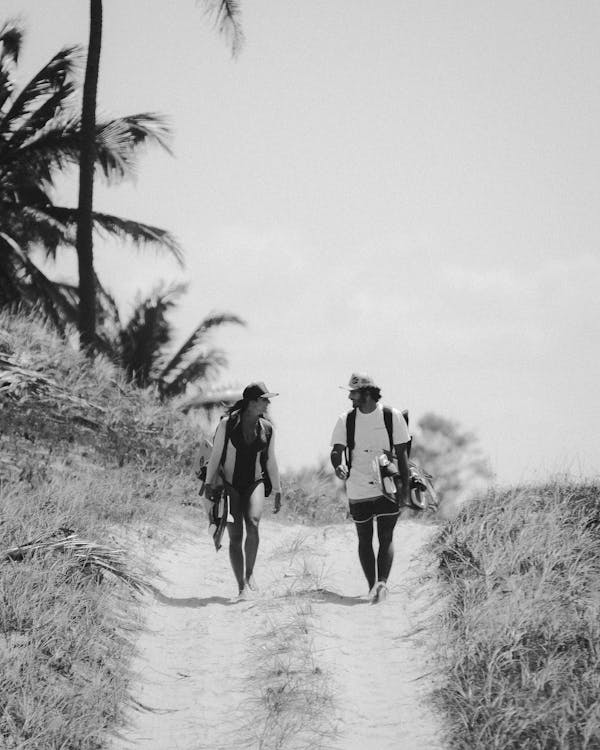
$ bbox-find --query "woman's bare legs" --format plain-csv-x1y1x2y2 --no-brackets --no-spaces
226,482,265,595
243,481,265,589
226,487,245,594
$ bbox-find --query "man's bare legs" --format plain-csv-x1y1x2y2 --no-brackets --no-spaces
355,518,376,591
354,511,399,598
376,513,398,583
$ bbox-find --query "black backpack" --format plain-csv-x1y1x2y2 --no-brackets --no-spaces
345,407,411,473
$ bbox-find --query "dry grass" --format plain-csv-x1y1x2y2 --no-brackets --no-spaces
0,311,203,748
280,465,346,525
241,542,338,750
428,480,600,750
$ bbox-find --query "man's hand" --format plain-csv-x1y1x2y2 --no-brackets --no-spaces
335,465,348,480
330,446,348,481
273,492,282,514
393,477,410,506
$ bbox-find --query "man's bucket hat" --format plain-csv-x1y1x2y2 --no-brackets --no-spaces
242,382,279,400
340,372,379,391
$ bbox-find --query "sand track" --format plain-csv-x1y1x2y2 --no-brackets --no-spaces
112,517,442,750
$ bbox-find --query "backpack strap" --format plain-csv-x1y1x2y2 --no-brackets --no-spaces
345,409,357,472
382,406,394,453
401,409,412,457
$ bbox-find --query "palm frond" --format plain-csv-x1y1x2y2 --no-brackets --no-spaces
158,312,245,381
117,283,187,387
94,113,172,182
4,112,171,187
0,232,79,332
1,530,148,592
0,22,22,112
159,348,227,398
40,206,184,265
93,211,184,265
200,0,245,56
4,82,77,153
0,45,82,137
0,21,23,65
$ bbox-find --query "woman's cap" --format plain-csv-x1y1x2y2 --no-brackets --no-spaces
340,372,378,391
242,382,279,400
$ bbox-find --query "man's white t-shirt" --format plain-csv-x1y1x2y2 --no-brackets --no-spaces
330,404,410,502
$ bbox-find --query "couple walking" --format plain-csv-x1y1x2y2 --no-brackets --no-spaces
203,373,411,603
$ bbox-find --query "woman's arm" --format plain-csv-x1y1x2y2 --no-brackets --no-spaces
265,428,281,494
205,418,227,492
265,428,282,512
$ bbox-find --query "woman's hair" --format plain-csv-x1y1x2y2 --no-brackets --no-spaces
226,398,246,416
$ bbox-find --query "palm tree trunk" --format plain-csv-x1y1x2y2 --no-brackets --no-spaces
76,0,102,350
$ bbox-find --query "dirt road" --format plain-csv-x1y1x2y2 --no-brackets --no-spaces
112,516,443,750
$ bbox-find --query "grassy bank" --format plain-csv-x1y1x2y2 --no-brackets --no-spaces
0,312,200,749
429,480,600,749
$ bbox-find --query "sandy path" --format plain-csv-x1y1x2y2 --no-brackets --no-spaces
111,516,443,750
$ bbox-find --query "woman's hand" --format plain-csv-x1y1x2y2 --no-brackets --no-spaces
273,492,282,514
204,484,221,502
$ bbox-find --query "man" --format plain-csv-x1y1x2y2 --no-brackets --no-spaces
330,373,411,603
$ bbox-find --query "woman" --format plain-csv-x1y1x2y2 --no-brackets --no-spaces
204,382,282,599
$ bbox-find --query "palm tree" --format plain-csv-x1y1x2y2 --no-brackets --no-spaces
0,21,183,338
77,1,244,349
107,282,244,398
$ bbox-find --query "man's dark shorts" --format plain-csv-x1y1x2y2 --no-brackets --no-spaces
349,495,400,523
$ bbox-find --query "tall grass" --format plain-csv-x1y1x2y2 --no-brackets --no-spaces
280,465,346,525
428,480,600,749
0,311,201,748
243,534,337,750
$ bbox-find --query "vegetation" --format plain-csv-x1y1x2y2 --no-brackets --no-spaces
76,0,243,347
0,20,182,344
428,481,600,749
0,311,200,748
280,464,345,525
411,412,492,512
109,281,244,398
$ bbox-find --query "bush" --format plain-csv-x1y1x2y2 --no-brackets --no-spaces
280,465,346,525
429,480,600,750
0,311,203,748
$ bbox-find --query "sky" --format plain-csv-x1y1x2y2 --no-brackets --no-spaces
4,0,600,482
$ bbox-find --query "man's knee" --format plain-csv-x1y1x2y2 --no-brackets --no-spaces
379,526,394,541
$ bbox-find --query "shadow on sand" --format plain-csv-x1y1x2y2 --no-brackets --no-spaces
149,585,367,608
149,586,237,608
280,588,368,607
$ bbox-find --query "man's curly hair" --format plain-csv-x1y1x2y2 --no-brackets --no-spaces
356,386,381,402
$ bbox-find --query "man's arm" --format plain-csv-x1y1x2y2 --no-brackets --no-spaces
330,444,348,480
393,443,410,504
